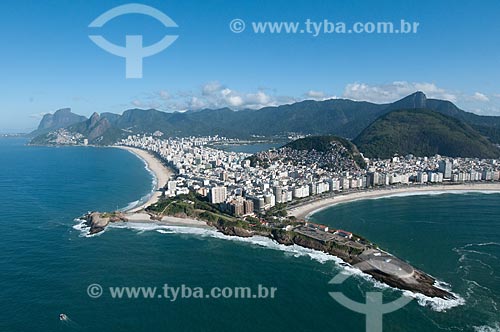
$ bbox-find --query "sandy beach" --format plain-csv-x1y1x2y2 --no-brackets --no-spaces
288,183,500,220
114,146,209,229
125,212,210,228
115,146,173,212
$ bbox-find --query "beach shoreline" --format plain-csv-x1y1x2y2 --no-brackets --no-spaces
114,146,173,212
288,183,500,220
125,212,211,229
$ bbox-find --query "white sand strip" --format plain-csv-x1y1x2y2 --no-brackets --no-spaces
288,183,500,220
115,146,173,212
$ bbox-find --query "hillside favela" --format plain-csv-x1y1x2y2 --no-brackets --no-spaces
1,1,500,332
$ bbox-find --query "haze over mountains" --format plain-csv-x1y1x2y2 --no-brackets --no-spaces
31,108,87,137
30,92,500,158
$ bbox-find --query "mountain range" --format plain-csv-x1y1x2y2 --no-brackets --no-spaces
354,109,500,159
30,92,500,158
31,108,87,137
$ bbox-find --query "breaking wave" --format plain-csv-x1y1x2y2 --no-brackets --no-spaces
107,221,465,311
473,323,500,332
72,218,106,238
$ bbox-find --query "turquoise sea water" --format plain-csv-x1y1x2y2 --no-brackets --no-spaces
0,138,499,332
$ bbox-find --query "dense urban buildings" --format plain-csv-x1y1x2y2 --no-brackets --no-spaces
119,135,500,216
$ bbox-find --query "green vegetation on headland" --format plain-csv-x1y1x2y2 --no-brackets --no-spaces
147,192,237,222
146,192,272,234
80,211,128,235
354,109,500,159
264,203,288,218
137,190,454,299
82,181,459,300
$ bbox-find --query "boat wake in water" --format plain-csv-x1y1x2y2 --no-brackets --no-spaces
59,314,82,329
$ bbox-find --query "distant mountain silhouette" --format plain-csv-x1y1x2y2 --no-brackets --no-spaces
31,92,500,154
30,108,87,137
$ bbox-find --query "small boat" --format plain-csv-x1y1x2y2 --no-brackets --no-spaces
59,314,68,321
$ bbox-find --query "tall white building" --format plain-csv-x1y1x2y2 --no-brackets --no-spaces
293,185,310,198
273,186,286,203
209,186,227,204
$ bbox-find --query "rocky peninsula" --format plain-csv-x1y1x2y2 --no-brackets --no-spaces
81,187,457,300
209,218,454,299
81,211,128,235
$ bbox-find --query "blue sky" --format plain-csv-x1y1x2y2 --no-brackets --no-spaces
2,0,500,132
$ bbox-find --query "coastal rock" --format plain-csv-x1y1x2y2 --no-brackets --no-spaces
212,222,455,300
212,223,253,237
82,211,128,235
368,269,453,299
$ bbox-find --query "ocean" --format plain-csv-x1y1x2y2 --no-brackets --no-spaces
0,137,498,332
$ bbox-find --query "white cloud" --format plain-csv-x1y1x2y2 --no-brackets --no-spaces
342,81,457,103
188,96,207,110
222,89,244,107
131,100,143,107
471,92,490,102
135,82,295,111
303,90,340,101
306,90,325,99
340,82,500,115
127,81,500,117
469,105,500,116
202,81,223,96
158,90,170,100
248,91,272,105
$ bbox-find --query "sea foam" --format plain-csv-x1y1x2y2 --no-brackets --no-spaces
120,148,158,211
106,221,465,312
120,200,140,212
473,323,500,332
72,218,106,237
